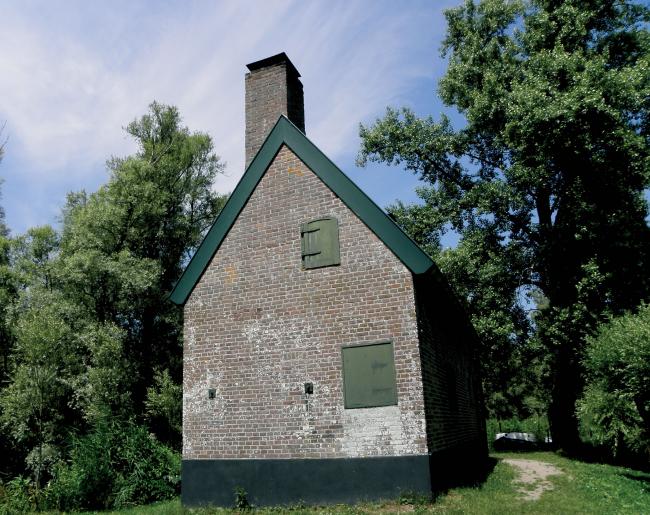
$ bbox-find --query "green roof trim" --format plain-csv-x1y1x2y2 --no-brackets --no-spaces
169,116,435,305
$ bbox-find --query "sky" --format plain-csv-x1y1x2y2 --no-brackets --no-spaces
0,0,461,237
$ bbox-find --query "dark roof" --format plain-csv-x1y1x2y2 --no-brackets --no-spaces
246,52,300,77
169,116,436,305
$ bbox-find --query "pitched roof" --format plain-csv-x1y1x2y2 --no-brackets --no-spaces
169,116,436,305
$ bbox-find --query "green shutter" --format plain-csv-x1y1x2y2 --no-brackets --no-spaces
342,341,398,409
301,217,340,269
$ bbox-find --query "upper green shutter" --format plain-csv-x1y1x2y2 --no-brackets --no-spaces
301,217,340,269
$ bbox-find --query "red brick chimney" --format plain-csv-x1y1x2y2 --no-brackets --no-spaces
245,52,305,168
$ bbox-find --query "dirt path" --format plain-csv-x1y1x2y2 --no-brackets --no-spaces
503,458,564,501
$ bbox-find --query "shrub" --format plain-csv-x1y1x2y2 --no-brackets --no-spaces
145,369,182,449
578,385,644,458
578,304,650,462
45,420,180,511
0,477,38,514
234,486,251,510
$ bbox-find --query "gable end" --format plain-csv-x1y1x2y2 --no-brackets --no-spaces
169,116,435,305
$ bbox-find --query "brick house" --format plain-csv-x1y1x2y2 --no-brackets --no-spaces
169,53,486,507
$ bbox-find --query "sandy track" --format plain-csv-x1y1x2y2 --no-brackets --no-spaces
503,458,564,501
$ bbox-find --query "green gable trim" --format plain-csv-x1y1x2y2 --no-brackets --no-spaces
169,116,435,305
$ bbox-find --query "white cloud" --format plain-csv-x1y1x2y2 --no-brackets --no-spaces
0,0,452,231
0,15,137,174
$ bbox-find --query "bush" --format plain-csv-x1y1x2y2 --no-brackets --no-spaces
578,385,644,458
234,486,251,510
145,369,182,449
0,477,39,514
45,420,180,511
578,304,650,462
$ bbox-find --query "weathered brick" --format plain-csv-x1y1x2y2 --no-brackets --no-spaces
182,52,484,472
183,145,428,459
245,54,304,167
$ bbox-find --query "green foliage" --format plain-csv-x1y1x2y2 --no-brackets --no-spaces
435,231,534,420
0,144,16,414
10,226,58,289
0,157,20,482
0,476,39,514
234,487,251,511
45,420,180,511
0,286,137,484
0,102,225,509
397,490,431,506
0,126,6,240
145,369,182,448
0,289,82,487
359,0,650,448
73,321,133,423
578,304,650,459
0,233,16,383
58,102,226,413
578,386,643,457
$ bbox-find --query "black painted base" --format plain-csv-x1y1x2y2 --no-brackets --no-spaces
182,455,431,507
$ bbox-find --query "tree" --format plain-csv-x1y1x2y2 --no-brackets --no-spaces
578,303,650,460
0,289,82,489
437,230,534,421
11,226,59,290
0,122,8,238
0,103,224,508
359,0,650,449
0,234,12,381
58,102,227,437
0,124,21,480
0,149,13,380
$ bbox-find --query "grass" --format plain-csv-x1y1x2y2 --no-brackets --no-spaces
427,452,649,514
82,452,650,514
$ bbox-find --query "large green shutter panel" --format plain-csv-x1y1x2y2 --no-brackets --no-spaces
342,341,398,409
301,217,340,269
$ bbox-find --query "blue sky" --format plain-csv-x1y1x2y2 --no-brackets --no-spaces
0,0,461,237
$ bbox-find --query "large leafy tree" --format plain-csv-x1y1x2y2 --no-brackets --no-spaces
58,102,227,434
359,0,650,449
0,103,227,492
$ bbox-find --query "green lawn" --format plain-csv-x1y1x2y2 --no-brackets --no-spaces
100,452,649,515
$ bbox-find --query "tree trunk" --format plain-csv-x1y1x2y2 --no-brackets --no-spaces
548,344,582,452
634,394,650,434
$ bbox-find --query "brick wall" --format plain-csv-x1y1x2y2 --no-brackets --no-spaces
414,273,485,453
183,145,428,460
245,61,304,167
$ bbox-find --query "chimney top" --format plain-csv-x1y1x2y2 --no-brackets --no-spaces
246,52,300,77
244,52,305,167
